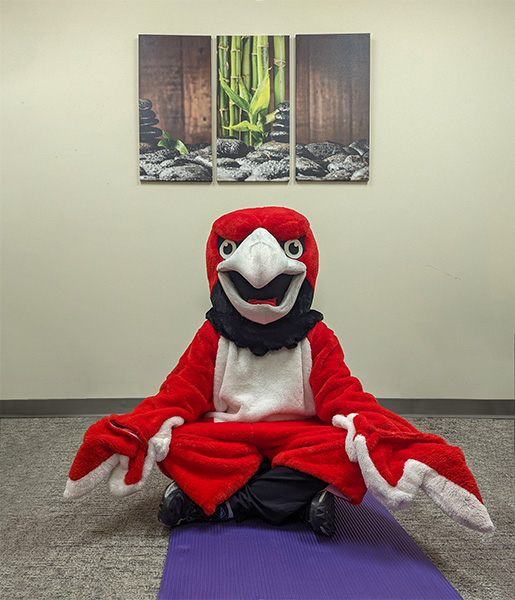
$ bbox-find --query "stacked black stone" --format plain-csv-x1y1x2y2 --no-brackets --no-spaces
139,99,162,152
271,101,290,143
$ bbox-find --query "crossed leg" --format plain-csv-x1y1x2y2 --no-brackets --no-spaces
159,419,367,518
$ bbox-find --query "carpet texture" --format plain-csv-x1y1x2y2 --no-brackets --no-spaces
0,417,513,600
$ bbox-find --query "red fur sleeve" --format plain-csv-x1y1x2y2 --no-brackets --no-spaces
307,321,408,428
307,322,493,532
130,320,220,427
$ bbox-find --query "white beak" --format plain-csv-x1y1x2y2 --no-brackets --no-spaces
217,228,306,324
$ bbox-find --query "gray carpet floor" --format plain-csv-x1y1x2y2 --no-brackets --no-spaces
1,416,513,600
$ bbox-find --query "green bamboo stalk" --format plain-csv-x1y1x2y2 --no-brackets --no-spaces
241,36,252,144
230,35,242,139
273,35,286,109
256,35,270,143
256,35,269,86
241,36,252,93
251,36,259,93
217,36,230,136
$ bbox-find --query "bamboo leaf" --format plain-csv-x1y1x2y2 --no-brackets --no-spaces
158,132,188,153
224,120,262,133
249,75,270,116
224,121,251,133
254,132,265,149
158,131,172,148
174,139,188,154
219,71,250,113
264,109,278,125
239,77,252,105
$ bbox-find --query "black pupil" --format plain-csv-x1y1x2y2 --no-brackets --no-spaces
223,242,233,255
288,242,299,255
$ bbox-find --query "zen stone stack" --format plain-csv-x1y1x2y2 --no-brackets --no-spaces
271,101,290,143
139,99,162,153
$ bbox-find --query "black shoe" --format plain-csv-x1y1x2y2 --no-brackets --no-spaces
158,481,229,527
300,490,336,537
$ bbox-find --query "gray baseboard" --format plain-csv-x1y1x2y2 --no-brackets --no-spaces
0,397,513,418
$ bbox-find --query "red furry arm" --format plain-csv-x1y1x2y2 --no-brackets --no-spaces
64,321,219,500
307,321,493,532
307,321,395,423
131,320,220,426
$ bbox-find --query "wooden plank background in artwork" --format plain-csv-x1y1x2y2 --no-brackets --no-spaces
296,34,370,145
139,35,211,144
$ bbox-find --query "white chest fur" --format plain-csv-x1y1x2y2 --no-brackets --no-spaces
207,337,316,422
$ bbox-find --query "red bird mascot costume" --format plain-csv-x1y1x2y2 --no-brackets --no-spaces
65,207,493,536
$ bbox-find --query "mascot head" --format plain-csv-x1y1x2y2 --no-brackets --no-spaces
205,207,322,356
206,207,319,325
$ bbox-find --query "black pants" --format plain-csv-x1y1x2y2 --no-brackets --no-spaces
228,459,327,525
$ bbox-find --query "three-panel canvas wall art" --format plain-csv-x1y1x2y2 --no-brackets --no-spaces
139,34,369,183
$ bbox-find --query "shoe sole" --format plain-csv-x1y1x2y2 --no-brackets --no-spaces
309,491,336,537
158,482,182,526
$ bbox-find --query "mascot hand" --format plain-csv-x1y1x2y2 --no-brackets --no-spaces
64,414,184,500
333,412,494,532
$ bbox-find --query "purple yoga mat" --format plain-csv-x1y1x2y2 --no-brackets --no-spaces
158,493,462,600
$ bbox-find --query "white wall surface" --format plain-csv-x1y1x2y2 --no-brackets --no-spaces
1,0,514,401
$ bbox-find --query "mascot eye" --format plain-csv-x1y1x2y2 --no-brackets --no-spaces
283,239,304,259
219,239,237,259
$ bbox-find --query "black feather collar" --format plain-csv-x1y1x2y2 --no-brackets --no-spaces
206,280,323,356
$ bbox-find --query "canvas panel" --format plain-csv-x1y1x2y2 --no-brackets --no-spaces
216,35,291,182
138,35,212,182
296,34,370,182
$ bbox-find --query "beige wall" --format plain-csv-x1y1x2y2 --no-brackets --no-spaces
1,0,514,401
